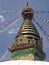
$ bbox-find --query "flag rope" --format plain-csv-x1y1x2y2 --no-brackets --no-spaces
0,50,8,62
0,16,22,33
33,19,49,40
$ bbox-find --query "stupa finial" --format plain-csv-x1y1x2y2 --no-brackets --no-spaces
26,2,29,6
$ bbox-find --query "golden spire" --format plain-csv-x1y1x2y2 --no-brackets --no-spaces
9,2,40,52
26,2,29,8
9,3,46,61
27,2,29,6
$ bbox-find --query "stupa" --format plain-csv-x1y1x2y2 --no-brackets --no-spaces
9,2,46,60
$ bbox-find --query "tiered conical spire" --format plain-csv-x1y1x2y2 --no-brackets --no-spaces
9,2,46,60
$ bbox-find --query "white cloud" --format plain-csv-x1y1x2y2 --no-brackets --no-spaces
0,15,5,23
0,15,5,28
8,27,19,34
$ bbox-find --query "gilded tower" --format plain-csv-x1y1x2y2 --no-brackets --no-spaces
9,2,46,60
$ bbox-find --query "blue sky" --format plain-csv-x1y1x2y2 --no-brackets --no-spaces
0,0,49,62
